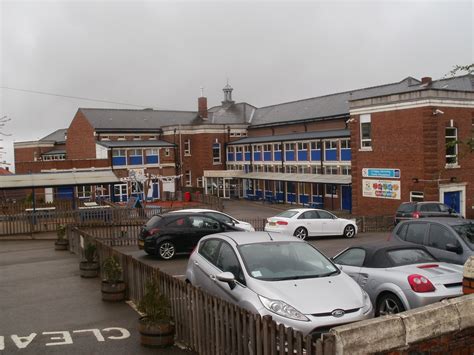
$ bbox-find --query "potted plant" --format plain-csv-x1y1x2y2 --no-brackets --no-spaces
137,277,174,347
101,255,126,302
79,241,99,278
54,224,68,250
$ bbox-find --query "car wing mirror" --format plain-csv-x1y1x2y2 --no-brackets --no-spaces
216,271,236,289
445,243,462,254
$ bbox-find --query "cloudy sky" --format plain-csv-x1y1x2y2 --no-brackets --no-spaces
1,0,472,170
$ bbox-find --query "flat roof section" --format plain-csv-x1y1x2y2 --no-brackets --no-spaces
0,170,121,189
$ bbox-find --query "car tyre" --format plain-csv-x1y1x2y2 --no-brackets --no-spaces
157,241,176,260
293,227,308,240
343,225,356,238
376,293,405,316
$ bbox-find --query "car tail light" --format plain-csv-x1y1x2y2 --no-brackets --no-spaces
408,274,436,292
412,212,420,219
418,264,439,269
147,228,160,236
276,220,288,226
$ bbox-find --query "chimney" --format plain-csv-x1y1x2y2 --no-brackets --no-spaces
198,96,208,120
222,82,235,107
421,77,432,86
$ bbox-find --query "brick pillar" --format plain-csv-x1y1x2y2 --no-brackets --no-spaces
463,256,474,294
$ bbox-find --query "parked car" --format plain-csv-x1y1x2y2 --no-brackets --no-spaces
186,232,373,336
332,243,463,316
389,218,474,264
264,208,357,239
394,201,460,225
138,213,242,260
169,208,255,231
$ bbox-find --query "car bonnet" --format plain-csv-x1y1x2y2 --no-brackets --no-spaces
247,272,365,314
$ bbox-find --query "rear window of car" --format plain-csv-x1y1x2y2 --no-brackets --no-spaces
452,222,474,251
387,249,436,266
419,203,441,212
405,223,428,245
397,203,414,213
145,215,162,228
275,211,299,218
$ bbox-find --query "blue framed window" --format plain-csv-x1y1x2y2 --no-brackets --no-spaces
213,142,221,164
324,140,337,161
310,141,321,161
227,146,235,161
273,143,282,161
112,149,126,166
340,139,351,161
244,146,251,161
235,146,243,161
285,142,295,161
297,142,308,161
263,144,272,161
253,145,261,161
129,149,143,165
145,149,159,164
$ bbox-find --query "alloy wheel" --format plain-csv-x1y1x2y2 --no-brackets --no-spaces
159,242,175,260
294,227,308,240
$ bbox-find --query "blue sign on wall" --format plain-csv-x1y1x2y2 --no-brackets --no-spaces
362,168,400,179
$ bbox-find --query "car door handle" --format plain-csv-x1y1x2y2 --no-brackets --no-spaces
209,275,216,281
194,261,199,266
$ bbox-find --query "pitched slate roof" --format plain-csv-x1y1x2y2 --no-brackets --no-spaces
228,129,350,145
208,102,256,124
40,129,67,143
79,108,200,132
250,74,474,126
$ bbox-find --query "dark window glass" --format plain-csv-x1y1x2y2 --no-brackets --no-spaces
397,203,415,213
387,249,436,266
166,216,191,227
145,215,162,228
361,122,371,139
427,224,456,250
317,211,334,219
334,248,366,267
420,204,441,212
199,239,221,264
189,216,221,230
453,223,474,250
216,242,245,284
205,212,233,224
405,223,428,244
396,223,408,240
299,211,319,219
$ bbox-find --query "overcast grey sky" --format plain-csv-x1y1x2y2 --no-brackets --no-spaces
1,0,473,170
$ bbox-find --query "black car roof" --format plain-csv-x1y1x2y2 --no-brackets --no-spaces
344,242,437,268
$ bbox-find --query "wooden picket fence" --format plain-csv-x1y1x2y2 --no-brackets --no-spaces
68,226,335,354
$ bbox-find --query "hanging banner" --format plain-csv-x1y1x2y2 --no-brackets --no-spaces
362,179,400,200
362,168,400,179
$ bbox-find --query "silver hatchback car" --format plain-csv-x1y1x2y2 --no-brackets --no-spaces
186,232,373,336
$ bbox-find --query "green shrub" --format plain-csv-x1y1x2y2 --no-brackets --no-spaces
84,242,97,262
102,256,122,283
137,277,171,323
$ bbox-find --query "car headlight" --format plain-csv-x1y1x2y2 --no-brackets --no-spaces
361,290,372,314
258,295,309,322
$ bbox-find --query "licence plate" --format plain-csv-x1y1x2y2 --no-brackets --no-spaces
269,222,276,226
138,240,144,247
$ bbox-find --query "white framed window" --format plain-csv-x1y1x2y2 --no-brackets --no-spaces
298,165,309,174
196,177,203,188
325,140,337,150
253,145,261,153
297,142,308,151
341,166,351,175
77,185,92,199
273,143,281,151
129,149,142,157
236,146,243,153
101,135,110,141
325,166,339,175
112,149,126,157
148,135,158,140
445,127,458,165
212,142,221,164
311,165,323,174
340,139,350,149
185,170,192,186
184,139,191,156
118,136,126,141
285,165,297,173
285,142,295,151
325,184,338,196
145,149,158,156
410,191,424,202
360,114,372,148
133,135,141,141
164,148,170,157
310,141,321,150
263,144,271,152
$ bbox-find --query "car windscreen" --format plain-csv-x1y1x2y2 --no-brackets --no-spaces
238,242,339,281
275,211,299,218
387,248,436,266
452,223,474,251
144,215,162,228
397,204,414,213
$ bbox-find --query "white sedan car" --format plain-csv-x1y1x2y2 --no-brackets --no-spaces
169,208,255,231
264,208,357,239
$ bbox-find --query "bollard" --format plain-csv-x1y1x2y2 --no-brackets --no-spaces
463,256,474,295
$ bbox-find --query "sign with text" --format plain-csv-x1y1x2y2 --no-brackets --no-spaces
363,179,401,200
362,168,400,179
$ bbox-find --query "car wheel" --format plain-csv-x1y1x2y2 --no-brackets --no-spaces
293,227,308,240
343,225,356,238
157,241,176,260
376,293,405,316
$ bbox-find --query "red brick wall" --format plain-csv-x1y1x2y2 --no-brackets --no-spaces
351,106,474,218
14,144,65,164
66,110,97,159
15,159,111,174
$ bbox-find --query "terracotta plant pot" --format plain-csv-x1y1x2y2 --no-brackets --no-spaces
101,281,126,302
54,239,69,251
79,261,99,278
138,316,175,348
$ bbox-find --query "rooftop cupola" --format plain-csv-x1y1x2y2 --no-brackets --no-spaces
222,81,235,107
